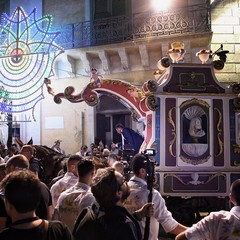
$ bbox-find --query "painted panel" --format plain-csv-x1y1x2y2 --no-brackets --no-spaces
163,172,226,194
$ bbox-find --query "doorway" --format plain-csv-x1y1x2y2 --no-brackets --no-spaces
95,95,131,148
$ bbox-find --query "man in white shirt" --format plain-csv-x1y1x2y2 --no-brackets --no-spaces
176,179,240,240
50,155,81,210
124,153,187,240
53,159,95,231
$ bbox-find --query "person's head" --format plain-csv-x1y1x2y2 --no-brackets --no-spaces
115,123,124,134
110,142,117,150
19,145,35,160
7,146,15,157
91,167,129,210
112,161,125,175
91,68,97,74
55,140,61,147
93,147,100,156
108,153,118,167
0,163,6,181
230,179,240,206
102,148,110,157
1,170,41,216
67,154,83,176
5,154,29,174
98,140,104,148
11,144,19,154
90,143,96,150
81,145,88,153
131,153,147,179
77,159,95,185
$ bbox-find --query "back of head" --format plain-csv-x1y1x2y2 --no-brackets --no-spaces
20,145,34,156
231,179,240,205
67,154,83,167
113,161,124,174
108,153,118,164
7,154,29,170
131,153,146,175
91,167,119,210
77,159,94,178
1,170,41,213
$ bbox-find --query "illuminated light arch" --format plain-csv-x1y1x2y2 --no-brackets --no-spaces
0,7,63,121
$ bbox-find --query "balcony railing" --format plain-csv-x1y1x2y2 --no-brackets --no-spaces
53,3,211,50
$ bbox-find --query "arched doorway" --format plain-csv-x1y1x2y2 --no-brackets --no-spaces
95,95,143,148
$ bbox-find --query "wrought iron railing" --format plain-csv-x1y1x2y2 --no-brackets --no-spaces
53,3,211,50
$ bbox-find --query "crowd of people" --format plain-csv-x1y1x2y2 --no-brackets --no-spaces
0,124,238,239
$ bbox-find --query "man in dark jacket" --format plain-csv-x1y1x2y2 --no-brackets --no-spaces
0,154,52,230
73,167,153,240
115,123,144,154
0,170,72,240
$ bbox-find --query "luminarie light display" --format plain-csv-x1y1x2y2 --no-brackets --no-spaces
0,7,63,121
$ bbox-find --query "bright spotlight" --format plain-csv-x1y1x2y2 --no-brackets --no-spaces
152,0,172,11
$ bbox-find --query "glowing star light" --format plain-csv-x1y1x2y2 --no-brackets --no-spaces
0,7,63,121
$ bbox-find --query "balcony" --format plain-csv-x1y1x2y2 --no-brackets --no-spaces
53,3,211,50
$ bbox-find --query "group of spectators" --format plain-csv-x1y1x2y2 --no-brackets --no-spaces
0,129,239,239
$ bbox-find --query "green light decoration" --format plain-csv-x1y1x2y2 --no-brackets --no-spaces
0,7,63,121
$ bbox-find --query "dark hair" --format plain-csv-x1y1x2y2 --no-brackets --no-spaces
6,154,29,169
81,145,88,150
131,153,146,175
91,167,120,210
77,159,94,178
68,155,83,165
115,123,124,129
1,170,41,213
231,179,240,205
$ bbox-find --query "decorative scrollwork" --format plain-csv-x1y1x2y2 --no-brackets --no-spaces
147,80,158,92
146,95,158,111
180,154,210,165
214,107,223,157
131,110,140,122
161,57,170,68
82,89,99,106
168,107,176,132
169,133,176,158
54,93,64,104
233,145,240,156
232,83,240,94
180,98,210,109
168,107,176,157
213,60,224,70
164,173,225,185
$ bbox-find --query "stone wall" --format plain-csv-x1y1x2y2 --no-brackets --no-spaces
211,0,240,82
43,0,90,26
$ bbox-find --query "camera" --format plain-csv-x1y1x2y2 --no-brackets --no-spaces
144,149,156,156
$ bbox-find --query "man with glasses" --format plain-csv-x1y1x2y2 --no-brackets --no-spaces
73,167,153,240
